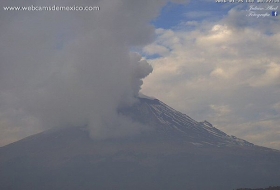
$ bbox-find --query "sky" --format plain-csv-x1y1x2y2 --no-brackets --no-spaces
0,0,280,150
141,0,280,149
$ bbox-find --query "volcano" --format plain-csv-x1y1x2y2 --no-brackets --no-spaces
1,97,280,190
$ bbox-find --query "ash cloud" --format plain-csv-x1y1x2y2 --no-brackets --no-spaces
0,0,187,144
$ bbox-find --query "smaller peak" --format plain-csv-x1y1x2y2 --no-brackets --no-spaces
202,120,213,127
137,93,161,105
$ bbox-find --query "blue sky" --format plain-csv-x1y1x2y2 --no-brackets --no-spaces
153,0,233,29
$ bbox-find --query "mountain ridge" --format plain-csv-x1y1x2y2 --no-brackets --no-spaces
1,97,280,190
120,97,255,147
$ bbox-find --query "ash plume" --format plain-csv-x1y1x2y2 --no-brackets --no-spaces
0,0,188,144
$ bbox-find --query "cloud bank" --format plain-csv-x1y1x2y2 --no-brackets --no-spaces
0,0,188,146
142,4,280,149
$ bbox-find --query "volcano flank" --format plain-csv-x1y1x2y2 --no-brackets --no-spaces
1,97,280,190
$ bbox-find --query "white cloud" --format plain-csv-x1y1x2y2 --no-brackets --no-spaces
142,6,280,149
210,104,231,117
249,62,280,87
143,44,170,56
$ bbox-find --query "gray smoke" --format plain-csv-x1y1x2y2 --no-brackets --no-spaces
0,0,188,143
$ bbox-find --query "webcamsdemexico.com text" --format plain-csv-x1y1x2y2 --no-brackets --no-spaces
3,5,100,11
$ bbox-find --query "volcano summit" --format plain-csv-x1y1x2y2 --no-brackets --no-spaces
0,97,280,190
